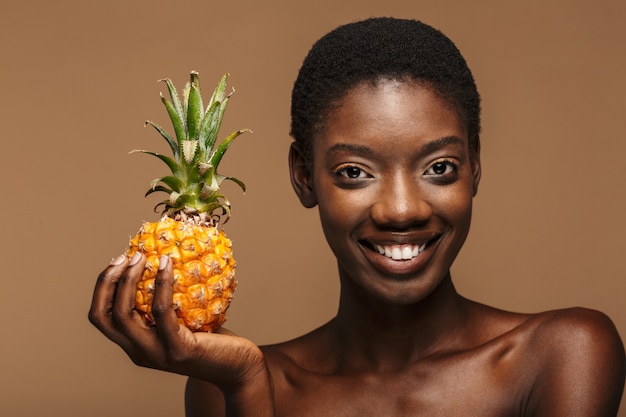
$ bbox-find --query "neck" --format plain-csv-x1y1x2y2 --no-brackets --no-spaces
330,273,471,371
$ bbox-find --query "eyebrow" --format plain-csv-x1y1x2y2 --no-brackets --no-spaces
420,136,466,155
325,143,375,159
325,136,465,160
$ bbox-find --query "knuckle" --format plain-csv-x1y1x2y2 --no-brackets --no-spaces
87,308,104,327
95,270,114,286
110,310,131,328
150,301,169,318
129,355,151,368
117,270,132,285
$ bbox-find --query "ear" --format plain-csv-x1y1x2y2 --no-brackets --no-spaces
470,139,482,197
289,142,317,208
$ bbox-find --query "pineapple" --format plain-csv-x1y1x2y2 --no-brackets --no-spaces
125,71,249,332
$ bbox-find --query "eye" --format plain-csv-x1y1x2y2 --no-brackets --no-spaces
338,166,366,178
334,165,372,180
424,159,457,179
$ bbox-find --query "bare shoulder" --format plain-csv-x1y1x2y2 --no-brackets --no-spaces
261,323,333,372
518,307,625,416
469,305,625,415
525,307,624,360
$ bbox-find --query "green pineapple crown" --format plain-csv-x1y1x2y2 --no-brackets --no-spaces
134,71,250,225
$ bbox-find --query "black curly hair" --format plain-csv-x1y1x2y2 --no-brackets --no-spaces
290,17,481,163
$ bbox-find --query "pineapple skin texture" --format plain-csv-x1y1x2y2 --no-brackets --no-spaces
126,217,237,332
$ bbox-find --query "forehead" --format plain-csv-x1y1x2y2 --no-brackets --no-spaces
315,79,467,153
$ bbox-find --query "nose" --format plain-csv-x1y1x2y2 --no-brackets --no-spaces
369,174,432,229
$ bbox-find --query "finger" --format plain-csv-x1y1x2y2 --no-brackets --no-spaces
107,251,171,363
88,254,132,345
114,253,171,360
152,256,186,346
113,252,148,332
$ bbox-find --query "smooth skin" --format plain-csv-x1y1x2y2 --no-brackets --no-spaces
91,79,625,417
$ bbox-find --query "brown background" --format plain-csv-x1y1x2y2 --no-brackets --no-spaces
1,0,624,416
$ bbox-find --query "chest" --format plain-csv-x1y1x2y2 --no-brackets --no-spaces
272,356,525,417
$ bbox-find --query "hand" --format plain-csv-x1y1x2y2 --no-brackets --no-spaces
88,253,266,389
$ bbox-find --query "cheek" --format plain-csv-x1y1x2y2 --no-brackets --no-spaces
317,205,351,263
435,187,474,241
442,191,473,218
317,191,359,232
316,187,371,249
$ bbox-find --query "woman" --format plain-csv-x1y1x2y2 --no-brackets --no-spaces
89,17,625,416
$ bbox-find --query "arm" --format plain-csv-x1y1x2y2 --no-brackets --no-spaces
527,308,625,417
88,254,274,417
186,378,226,417
185,373,275,417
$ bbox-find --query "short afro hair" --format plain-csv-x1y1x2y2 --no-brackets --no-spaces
290,17,481,162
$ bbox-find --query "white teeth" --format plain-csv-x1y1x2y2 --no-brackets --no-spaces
374,244,425,260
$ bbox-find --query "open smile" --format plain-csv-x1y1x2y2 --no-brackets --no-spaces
360,233,440,263
374,243,427,260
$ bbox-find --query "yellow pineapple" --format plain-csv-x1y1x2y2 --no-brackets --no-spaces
126,71,249,332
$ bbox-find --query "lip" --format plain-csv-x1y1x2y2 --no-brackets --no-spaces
359,232,441,277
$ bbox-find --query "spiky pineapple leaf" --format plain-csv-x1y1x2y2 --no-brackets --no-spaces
130,149,180,176
221,175,246,193
182,80,191,126
170,193,195,209
210,128,250,171
203,95,231,155
145,185,173,198
137,71,250,223
206,73,228,110
152,201,167,213
144,120,179,159
186,72,203,140
200,174,220,196
168,191,181,205
156,175,183,192
198,75,229,151
160,93,185,146
182,140,198,164
160,78,184,121
200,200,231,219
198,99,222,157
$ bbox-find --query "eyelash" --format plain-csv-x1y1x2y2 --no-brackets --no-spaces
335,165,371,180
424,159,458,177
333,159,458,184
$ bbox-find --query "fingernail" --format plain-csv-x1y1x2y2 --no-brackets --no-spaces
158,255,169,270
129,252,142,266
110,254,126,266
